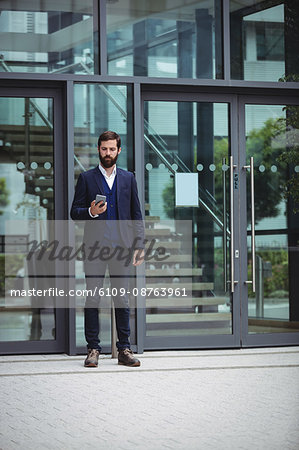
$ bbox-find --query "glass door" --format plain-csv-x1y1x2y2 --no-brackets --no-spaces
240,98,299,345
142,92,240,349
0,88,66,354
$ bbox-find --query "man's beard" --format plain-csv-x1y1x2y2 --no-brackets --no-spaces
99,152,119,168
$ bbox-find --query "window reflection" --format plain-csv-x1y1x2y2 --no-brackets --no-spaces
0,96,55,342
0,1,95,74
230,1,299,82
246,104,299,333
107,1,223,79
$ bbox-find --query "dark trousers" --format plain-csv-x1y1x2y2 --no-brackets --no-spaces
84,247,131,352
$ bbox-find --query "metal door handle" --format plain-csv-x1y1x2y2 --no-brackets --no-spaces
222,158,227,291
243,156,256,292
230,156,238,293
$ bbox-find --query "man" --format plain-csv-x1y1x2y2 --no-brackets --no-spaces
70,130,144,368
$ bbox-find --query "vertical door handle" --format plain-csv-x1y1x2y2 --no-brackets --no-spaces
243,156,256,292
222,158,227,291
230,156,238,293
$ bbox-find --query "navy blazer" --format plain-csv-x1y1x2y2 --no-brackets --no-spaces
70,166,145,250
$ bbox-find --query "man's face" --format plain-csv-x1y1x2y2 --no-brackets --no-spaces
98,139,121,168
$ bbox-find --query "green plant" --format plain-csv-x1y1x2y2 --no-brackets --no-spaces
247,249,289,298
0,178,9,215
0,254,24,297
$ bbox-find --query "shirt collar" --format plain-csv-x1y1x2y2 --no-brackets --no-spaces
98,164,116,178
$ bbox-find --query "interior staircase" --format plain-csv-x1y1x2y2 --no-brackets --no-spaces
144,204,231,337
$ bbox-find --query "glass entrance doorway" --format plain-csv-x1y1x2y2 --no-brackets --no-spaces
142,93,240,349
0,88,66,354
142,91,299,349
240,98,299,346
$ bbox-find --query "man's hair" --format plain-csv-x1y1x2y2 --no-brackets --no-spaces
98,130,121,149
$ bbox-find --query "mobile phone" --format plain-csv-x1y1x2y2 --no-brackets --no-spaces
95,194,106,206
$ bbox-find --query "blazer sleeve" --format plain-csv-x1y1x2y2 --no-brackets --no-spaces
70,173,91,220
130,173,145,248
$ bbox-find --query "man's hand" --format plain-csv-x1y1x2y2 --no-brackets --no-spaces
90,200,107,216
133,249,145,266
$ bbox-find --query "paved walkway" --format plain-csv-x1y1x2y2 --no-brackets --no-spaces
1,347,299,450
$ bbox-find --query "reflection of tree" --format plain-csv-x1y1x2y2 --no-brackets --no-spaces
214,118,294,224
0,178,9,215
277,106,299,212
213,127,287,225
163,113,298,221
162,177,174,218
244,118,287,223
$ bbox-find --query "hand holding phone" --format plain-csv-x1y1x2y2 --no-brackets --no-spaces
90,194,107,216
95,194,106,206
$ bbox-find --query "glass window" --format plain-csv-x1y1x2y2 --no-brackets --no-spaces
0,96,55,341
230,1,299,82
0,1,95,74
144,101,232,339
73,83,135,351
245,104,299,334
107,0,223,79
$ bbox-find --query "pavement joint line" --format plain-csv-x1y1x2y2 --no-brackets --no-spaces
0,364,299,377
1,350,299,364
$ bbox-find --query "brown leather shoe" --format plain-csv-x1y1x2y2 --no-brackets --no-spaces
84,349,100,367
118,348,140,367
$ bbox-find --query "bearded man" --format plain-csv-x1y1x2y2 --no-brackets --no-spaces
71,130,144,368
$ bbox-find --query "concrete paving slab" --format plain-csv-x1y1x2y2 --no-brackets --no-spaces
0,348,299,450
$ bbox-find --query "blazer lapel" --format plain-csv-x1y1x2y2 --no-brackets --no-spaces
116,167,122,214
92,166,104,194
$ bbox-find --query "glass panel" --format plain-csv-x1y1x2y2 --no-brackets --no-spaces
107,0,223,79
73,84,134,350
230,1,299,82
245,104,299,333
0,96,55,341
0,1,95,74
144,101,232,339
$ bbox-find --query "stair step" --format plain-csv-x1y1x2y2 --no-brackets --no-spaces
4,134,53,143
74,147,99,154
0,124,52,134
34,179,53,187
145,216,160,223
146,312,231,323
146,268,202,276
145,228,171,236
146,254,192,263
27,168,54,176
9,145,53,154
74,136,98,145
145,241,181,250
146,297,227,307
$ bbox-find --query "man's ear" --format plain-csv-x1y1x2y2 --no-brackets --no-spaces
118,147,122,154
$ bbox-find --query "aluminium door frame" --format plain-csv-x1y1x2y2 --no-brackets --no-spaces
0,85,68,354
238,95,299,348
139,89,241,350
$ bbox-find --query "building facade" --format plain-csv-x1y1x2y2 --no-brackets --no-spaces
0,0,299,355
